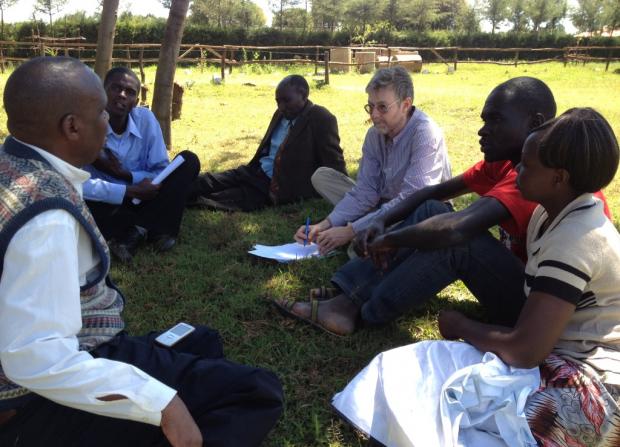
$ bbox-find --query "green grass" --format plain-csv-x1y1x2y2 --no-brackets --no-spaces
1,61,619,446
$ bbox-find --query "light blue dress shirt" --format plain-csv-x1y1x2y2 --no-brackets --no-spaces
83,107,169,205
259,117,294,178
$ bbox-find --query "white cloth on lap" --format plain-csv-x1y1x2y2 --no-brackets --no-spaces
332,341,540,447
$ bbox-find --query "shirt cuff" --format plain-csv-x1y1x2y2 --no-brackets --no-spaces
327,211,346,228
131,171,145,184
125,379,177,426
108,184,127,205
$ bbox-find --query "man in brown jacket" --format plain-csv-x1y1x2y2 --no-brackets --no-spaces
187,75,346,211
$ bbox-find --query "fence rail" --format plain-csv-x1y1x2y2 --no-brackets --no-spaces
0,40,617,84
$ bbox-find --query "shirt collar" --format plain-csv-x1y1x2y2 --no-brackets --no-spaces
12,137,90,195
391,107,417,146
107,110,142,139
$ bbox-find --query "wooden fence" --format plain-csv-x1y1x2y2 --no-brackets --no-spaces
0,39,617,85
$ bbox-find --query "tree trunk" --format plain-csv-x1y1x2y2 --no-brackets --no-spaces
152,0,190,149
94,0,119,80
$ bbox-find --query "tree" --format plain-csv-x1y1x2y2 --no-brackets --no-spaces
272,7,311,30
459,1,481,33
508,0,528,31
482,0,509,34
311,0,345,31
270,0,294,31
571,0,603,33
545,0,565,31
403,0,438,31
433,0,467,30
0,0,17,40
189,0,265,28
94,0,119,81
602,0,620,33
342,0,382,33
383,0,399,30
239,0,266,28
152,0,190,149
526,0,565,32
34,0,68,36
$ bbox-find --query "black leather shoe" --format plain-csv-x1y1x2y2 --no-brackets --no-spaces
109,226,147,263
151,234,176,252
123,226,147,251
108,240,133,264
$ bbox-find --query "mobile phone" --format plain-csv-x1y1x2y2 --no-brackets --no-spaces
155,322,195,347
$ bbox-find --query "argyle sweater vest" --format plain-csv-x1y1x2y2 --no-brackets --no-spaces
0,137,125,410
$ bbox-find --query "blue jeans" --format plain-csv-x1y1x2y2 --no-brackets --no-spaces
332,200,526,327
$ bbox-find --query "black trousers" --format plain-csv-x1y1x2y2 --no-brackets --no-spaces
0,326,284,447
87,150,200,240
189,164,271,212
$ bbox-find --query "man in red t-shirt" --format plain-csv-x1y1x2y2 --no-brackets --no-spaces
275,77,610,336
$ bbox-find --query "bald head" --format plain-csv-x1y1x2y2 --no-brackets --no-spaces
4,56,108,166
4,56,104,141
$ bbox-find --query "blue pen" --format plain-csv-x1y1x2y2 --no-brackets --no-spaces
304,216,310,246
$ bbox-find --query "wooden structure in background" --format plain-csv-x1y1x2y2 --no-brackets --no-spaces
0,38,617,83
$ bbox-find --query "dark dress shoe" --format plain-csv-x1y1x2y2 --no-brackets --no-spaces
152,234,176,252
108,240,133,264
109,226,147,263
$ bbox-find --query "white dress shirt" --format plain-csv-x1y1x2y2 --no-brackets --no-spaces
0,141,176,425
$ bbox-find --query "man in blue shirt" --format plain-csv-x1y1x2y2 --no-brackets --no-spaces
84,67,200,263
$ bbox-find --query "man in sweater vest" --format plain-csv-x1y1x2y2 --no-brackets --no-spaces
0,57,282,446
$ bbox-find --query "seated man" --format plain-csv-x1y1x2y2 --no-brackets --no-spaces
0,56,283,446
187,74,346,211
294,66,451,255
83,66,200,263
277,77,609,336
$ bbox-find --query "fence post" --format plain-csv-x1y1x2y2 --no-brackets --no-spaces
514,50,519,67
563,48,568,67
453,48,458,71
220,50,226,81
139,47,145,80
606,49,612,72
0,44,5,74
324,50,330,85
387,47,391,68
314,46,319,75
126,45,131,68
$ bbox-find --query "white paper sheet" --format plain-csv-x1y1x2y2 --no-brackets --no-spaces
132,155,185,205
248,242,320,263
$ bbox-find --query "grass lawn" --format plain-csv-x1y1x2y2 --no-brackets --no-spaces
1,61,619,446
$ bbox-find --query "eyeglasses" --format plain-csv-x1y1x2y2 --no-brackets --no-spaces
364,100,399,115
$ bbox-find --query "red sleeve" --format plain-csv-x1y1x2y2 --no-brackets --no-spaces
463,161,536,236
594,190,612,221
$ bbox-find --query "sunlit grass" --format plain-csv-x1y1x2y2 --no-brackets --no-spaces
0,61,618,446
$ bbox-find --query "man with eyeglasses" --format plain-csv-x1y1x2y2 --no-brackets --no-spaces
83,67,200,263
293,66,451,255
